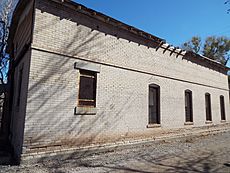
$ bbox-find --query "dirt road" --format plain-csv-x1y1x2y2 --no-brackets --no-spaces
1,131,230,173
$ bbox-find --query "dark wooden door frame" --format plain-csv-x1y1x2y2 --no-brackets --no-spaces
205,93,212,121
149,84,160,124
185,89,193,122
220,95,226,121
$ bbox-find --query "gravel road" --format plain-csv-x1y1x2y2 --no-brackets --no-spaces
1,131,230,173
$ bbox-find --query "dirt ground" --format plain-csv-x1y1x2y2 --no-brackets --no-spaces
0,131,230,173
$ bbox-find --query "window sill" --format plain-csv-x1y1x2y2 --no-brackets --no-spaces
205,121,213,124
220,120,226,123
184,122,194,125
147,124,161,128
74,107,97,115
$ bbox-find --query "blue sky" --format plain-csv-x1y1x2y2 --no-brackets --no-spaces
75,0,230,67
74,0,230,45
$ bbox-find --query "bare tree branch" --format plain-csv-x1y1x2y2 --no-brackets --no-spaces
0,0,16,84
225,0,230,13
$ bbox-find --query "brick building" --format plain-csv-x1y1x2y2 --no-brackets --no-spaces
5,0,230,162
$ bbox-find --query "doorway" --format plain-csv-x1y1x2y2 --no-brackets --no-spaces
149,84,160,124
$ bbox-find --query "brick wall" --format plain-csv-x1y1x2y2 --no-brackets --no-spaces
22,0,230,155
9,0,34,160
11,51,31,160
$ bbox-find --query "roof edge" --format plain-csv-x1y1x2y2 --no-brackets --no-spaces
48,0,230,73
7,0,230,73
6,0,33,53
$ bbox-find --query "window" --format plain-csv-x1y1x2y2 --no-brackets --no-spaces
185,90,193,122
78,70,97,107
220,95,226,121
149,84,160,124
205,93,212,121
16,66,23,107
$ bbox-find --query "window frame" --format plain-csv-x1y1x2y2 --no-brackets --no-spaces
148,84,160,125
184,89,193,123
16,64,24,108
220,95,226,121
205,93,212,122
78,69,97,108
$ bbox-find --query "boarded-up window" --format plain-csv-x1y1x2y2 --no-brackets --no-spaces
16,66,23,107
220,95,226,121
185,90,193,122
205,93,212,121
149,84,160,124
78,70,96,107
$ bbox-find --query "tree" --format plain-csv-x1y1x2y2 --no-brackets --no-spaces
182,36,230,65
203,36,230,65
225,0,230,13
0,0,16,84
181,36,201,54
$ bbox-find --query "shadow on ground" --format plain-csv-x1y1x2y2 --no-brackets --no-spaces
35,137,230,173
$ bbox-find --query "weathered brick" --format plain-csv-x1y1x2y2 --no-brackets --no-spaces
9,0,230,159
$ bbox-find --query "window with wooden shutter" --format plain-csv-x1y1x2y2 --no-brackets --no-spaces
78,70,97,107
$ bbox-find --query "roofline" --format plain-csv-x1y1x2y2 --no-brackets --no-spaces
186,51,230,71
52,0,230,71
52,0,166,43
7,0,230,73
6,0,33,53
40,0,230,73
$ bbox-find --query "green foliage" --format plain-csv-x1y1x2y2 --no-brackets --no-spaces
182,36,201,54
182,36,230,65
203,36,230,64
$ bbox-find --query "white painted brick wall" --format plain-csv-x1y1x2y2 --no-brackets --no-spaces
22,0,230,153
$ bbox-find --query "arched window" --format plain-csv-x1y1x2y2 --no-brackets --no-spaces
220,95,226,121
185,90,193,122
205,93,212,121
149,84,160,124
